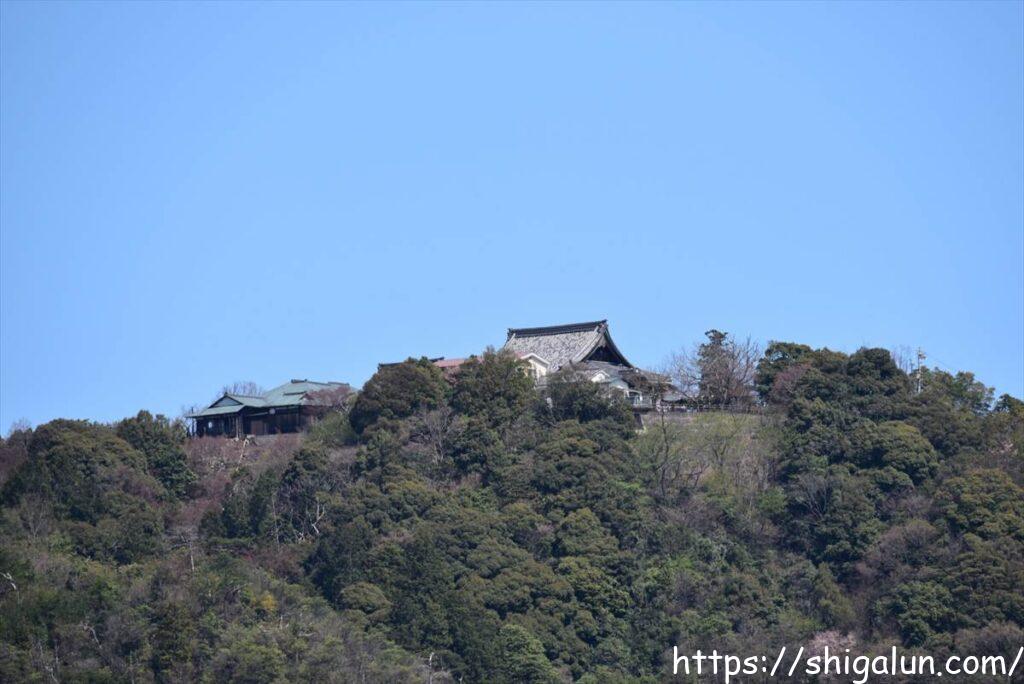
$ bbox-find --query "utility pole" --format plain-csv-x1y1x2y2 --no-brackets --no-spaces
916,348,926,394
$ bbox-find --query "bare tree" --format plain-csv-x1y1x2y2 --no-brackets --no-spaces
410,406,461,466
637,413,710,502
636,412,752,503
168,525,201,574
6,418,31,438
15,493,54,542
178,403,202,420
304,385,355,418
791,471,835,522
889,345,916,375
1,422,32,487
220,380,265,398
667,330,761,409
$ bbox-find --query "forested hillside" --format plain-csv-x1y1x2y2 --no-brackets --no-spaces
1,339,1021,682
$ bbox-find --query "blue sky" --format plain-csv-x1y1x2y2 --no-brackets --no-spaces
1,2,1021,428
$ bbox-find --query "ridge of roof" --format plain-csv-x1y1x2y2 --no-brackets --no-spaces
432,357,467,369
503,319,634,371
195,380,351,416
506,320,607,340
262,379,350,406
224,393,268,407
288,379,348,387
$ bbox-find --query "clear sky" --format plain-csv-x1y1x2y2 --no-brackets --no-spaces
1,1,1022,429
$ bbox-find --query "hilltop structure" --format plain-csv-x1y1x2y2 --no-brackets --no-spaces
189,379,351,438
503,320,672,408
192,320,673,439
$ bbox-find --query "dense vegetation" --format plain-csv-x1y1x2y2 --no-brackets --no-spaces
1,338,1021,682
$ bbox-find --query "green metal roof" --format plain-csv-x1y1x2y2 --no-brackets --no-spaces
188,379,351,419
262,380,349,406
188,404,245,418
224,393,267,407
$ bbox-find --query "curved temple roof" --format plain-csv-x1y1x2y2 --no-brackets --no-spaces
503,320,632,371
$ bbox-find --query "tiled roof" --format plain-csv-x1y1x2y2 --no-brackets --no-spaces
575,360,628,380
573,361,671,388
502,320,632,371
506,321,610,337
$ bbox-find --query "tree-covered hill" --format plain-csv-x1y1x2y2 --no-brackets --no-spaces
1,340,1021,682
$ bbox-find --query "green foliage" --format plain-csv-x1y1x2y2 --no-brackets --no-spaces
787,468,885,576
843,347,910,420
850,420,937,483
4,419,158,522
812,564,855,629
450,418,507,477
937,469,1024,541
1,336,1021,681
306,518,376,602
151,600,196,679
905,368,991,456
756,341,813,401
0,532,433,683
210,634,286,684
555,508,617,558
542,371,635,432
339,581,392,623
2,420,167,564
306,410,358,448
921,368,994,415
204,468,281,541
71,496,165,563
943,534,1024,627
117,410,196,498
495,624,561,684
276,447,338,539
349,358,449,434
452,349,535,431
876,581,957,646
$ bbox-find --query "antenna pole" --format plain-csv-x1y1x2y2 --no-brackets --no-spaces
916,348,926,394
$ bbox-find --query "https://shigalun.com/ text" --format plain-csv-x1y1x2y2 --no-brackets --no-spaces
671,645,1024,683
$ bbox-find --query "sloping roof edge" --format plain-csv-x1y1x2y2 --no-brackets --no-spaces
506,320,607,340
188,404,246,418
589,324,634,368
190,380,350,418
504,320,634,370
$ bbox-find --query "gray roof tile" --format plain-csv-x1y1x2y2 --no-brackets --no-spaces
502,320,632,371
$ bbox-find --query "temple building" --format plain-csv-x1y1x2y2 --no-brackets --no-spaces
503,320,671,409
190,320,672,439
188,379,352,438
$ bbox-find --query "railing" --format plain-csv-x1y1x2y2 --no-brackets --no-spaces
627,396,764,414
628,396,656,409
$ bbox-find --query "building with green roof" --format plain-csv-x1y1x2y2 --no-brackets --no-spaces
188,379,352,438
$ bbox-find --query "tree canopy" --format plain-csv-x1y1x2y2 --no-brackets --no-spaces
1,336,1021,682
